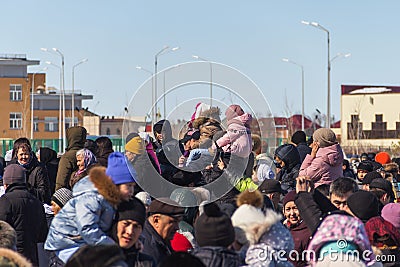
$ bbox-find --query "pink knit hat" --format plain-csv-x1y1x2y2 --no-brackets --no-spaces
381,203,400,229
225,104,244,122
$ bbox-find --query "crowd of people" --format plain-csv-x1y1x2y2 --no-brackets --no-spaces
0,103,398,267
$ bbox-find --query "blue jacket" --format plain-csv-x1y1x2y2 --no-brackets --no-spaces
45,167,121,251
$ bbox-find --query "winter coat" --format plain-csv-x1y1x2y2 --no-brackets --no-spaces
141,220,173,265
0,183,48,266
244,212,294,267
55,126,87,190
299,143,344,187
191,246,241,267
214,113,252,158
123,247,156,267
286,220,311,267
8,155,51,204
40,147,59,195
296,143,311,164
275,144,301,191
45,167,120,252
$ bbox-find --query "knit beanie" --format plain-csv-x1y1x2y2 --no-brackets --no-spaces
194,202,235,247
125,136,144,155
282,190,297,208
2,165,26,185
313,128,337,148
135,192,152,207
117,198,146,227
106,152,137,185
357,161,373,172
170,232,193,252
291,131,307,145
361,172,382,185
347,191,380,223
375,152,391,165
225,104,244,122
381,203,400,229
52,188,73,208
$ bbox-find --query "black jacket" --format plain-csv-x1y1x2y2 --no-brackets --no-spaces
0,183,48,266
275,144,301,191
141,220,173,265
8,156,51,204
123,247,156,267
296,143,311,164
294,190,337,234
191,246,241,267
40,147,59,196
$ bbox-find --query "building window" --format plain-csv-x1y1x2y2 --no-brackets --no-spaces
34,117,39,132
9,84,22,101
116,128,121,135
10,113,22,129
106,128,110,135
45,117,59,132
375,114,383,122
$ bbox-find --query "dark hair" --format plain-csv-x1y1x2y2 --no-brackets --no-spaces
65,244,126,267
84,139,98,155
12,138,31,159
316,184,330,198
95,136,113,156
329,177,359,198
159,252,206,267
343,159,350,169
369,188,387,201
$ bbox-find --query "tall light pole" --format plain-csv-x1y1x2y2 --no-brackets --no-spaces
136,66,154,122
282,58,305,131
42,47,66,152
154,46,179,123
192,55,213,106
45,61,62,152
31,67,48,140
301,21,331,128
72,58,88,127
330,52,351,63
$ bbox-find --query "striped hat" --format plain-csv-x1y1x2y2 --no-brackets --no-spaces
51,188,73,208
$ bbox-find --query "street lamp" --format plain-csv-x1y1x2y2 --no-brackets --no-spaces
154,46,179,123
42,47,66,152
330,53,351,63
31,67,48,140
282,58,305,131
301,20,331,128
45,61,62,152
192,55,213,107
136,66,154,122
72,58,88,127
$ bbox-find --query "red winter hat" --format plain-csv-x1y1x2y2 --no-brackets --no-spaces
170,232,193,252
375,152,391,165
225,104,244,122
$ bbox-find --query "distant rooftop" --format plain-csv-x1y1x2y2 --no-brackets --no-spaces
342,85,400,95
0,53,39,66
0,54,27,59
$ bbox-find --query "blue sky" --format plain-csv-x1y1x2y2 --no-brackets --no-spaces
2,1,400,122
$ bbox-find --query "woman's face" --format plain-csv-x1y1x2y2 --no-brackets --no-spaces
76,154,85,171
17,148,30,165
118,182,135,201
284,201,301,225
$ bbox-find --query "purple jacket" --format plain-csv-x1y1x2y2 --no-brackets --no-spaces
214,113,252,158
299,143,344,187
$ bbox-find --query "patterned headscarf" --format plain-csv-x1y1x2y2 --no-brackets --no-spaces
75,148,97,176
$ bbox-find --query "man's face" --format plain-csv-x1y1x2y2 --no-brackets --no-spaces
274,156,285,168
362,184,370,191
125,151,138,163
284,201,301,225
357,170,368,180
330,191,353,210
117,219,142,249
17,148,30,165
151,214,180,241
190,139,200,149
155,132,163,143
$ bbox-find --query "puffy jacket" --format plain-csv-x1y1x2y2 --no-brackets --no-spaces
275,144,301,191
45,167,120,252
214,113,252,158
55,126,87,190
191,246,241,267
299,143,344,187
0,183,48,265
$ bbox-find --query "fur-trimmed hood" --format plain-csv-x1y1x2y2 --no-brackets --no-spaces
74,166,121,207
0,248,32,267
